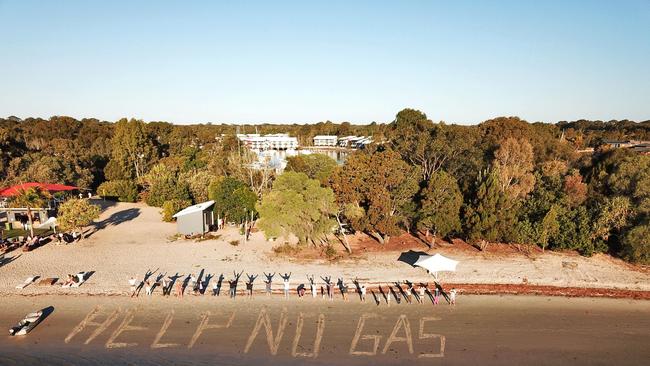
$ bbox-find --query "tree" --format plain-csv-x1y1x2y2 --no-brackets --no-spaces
463,167,515,249
97,180,139,202
208,177,257,224
388,108,469,181
493,138,535,200
563,171,588,207
417,171,462,244
330,150,419,244
225,148,274,199
591,196,631,244
56,198,100,239
110,118,156,179
285,154,337,186
606,154,650,215
536,204,561,251
621,220,650,264
140,163,189,207
552,206,602,255
181,170,220,203
161,199,192,222
257,172,336,246
9,187,51,237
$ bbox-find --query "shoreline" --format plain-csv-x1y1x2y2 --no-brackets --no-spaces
4,282,650,300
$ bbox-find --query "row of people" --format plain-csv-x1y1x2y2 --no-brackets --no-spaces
130,271,457,304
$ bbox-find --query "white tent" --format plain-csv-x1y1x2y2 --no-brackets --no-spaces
414,253,459,280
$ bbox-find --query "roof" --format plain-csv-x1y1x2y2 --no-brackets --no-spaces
172,200,215,218
313,135,338,139
0,182,78,197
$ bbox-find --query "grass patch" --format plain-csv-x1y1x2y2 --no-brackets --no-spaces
323,244,338,260
1,228,53,239
166,233,182,242
273,242,301,256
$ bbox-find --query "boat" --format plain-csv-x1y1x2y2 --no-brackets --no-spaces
9,310,44,336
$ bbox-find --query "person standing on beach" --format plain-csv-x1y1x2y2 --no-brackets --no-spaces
360,284,367,302
308,275,317,298
280,272,292,299
449,288,457,305
129,277,137,295
246,273,258,299
263,272,275,297
175,281,183,298
338,279,349,301
321,276,333,300
229,271,243,299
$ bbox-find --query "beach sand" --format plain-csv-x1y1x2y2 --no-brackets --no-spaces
0,294,649,365
1,200,648,297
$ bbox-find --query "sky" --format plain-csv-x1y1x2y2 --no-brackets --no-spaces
1,0,649,125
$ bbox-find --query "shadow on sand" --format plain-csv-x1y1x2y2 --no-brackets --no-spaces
0,253,22,268
85,208,141,238
397,250,430,267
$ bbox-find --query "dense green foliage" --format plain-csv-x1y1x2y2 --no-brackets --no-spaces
161,199,192,222
97,180,138,202
2,112,649,263
285,153,337,186
330,150,419,244
208,177,257,224
257,172,336,245
56,198,101,239
417,171,463,241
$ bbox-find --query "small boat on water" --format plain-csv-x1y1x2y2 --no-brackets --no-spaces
9,310,45,336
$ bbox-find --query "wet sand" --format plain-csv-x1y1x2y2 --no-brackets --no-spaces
0,295,648,365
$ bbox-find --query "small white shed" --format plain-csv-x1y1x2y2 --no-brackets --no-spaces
172,200,215,235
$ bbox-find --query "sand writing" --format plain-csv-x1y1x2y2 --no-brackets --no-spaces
349,313,445,358
244,306,289,355
64,305,122,345
292,312,325,358
151,310,179,349
106,307,148,348
188,310,236,349
65,306,444,358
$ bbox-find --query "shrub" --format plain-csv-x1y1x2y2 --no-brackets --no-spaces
161,199,192,222
621,222,650,264
97,180,139,202
272,242,300,255
323,244,337,260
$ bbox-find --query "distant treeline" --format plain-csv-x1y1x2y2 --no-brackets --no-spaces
1,112,649,264
1,114,648,190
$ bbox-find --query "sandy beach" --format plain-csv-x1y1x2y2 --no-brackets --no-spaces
0,294,649,365
1,200,649,298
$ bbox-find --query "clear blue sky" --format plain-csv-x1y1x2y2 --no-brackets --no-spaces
1,0,649,125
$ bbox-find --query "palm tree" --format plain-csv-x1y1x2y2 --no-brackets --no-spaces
10,187,50,237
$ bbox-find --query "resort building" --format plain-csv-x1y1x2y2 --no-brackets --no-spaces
313,135,338,147
236,133,298,151
338,136,373,149
602,140,650,154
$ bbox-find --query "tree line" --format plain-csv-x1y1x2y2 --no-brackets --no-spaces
1,111,649,264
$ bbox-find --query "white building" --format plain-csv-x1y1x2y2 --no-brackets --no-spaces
236,133,298,151
313,135,338,147
338,136,372,148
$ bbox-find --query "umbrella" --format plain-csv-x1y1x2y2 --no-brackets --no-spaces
414,253,459,280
